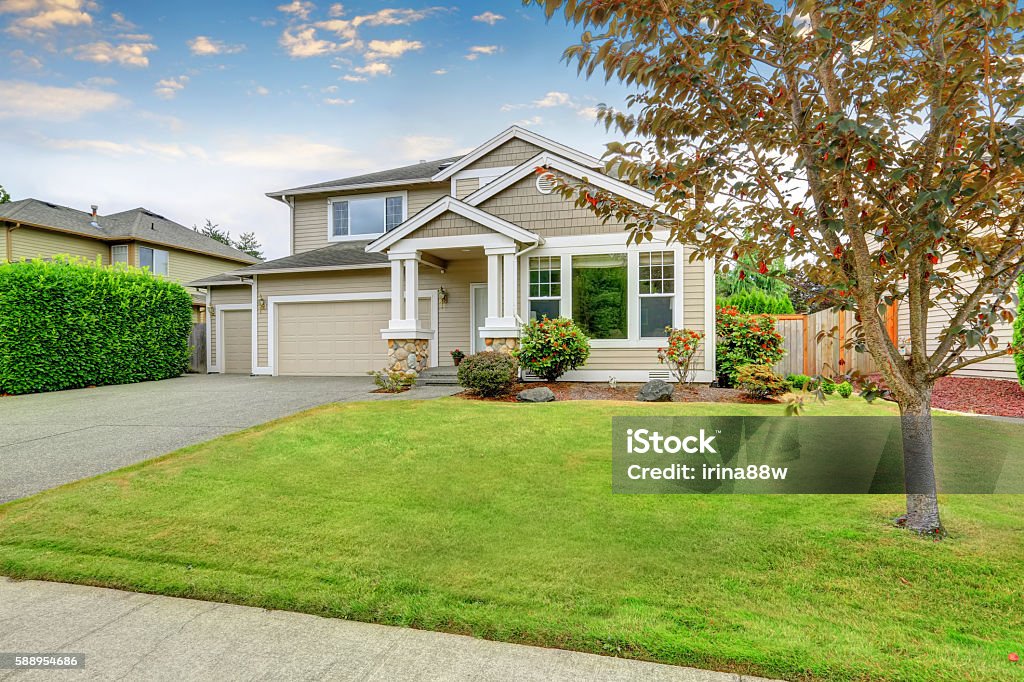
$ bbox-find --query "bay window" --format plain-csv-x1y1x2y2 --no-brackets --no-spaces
639,251,675,337
571,253,628,339
528,256,561,321
330,192,406,239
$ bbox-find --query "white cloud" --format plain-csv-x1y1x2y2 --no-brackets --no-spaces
110,11,135,29
217,135,365,171
472,11,504,26
352,7,443,27
395,135,457,162
74,40,157,68
323,97,354,106
314,18,357,42
82,75,117,87
253,84,270,96
513,115,543,127
154,75,188,100
341,74,365,82
501,91,599,121
280,26,341,58
37,136,206,160
188,35,246,56
328,3,344,17
432,68,447,75
533,91,572,108
0,80,123,121
364,38,421,60
276,0,314,20
9,48,42,69
576,106,599,120
465,45,499,60
353,61,390,77
1,0,92,36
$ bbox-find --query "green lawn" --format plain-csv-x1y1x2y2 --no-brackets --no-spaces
1,398,1021,681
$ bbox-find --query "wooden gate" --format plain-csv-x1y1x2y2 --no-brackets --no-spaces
188,323,206,373
773,314,808,376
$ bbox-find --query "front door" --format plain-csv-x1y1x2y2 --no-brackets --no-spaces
470,283,488,355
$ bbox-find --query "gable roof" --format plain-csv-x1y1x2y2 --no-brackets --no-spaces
431,126,603,182
266,156,463,200
365,196,541,253
0,198,259,264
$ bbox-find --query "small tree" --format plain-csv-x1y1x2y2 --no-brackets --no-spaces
234,231,265,260
192,219,232,246
536,0,1024,535
658,327,705,384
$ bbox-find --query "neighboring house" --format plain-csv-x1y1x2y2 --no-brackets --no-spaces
0,199,261,320
193,126,715,381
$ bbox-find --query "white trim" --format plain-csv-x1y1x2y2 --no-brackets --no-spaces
267,177,428,200
365,196,541,253
432,126,602,182
266,290,439,376
326,190,408,243
464,152,657,210
550,369,716,384
204,288,212,373
251,275,259,373
213,303,253,374
469,283,487,354
704,256,717,380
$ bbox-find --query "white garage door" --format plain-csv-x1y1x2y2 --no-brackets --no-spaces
275,298,431,376
222,309,252,374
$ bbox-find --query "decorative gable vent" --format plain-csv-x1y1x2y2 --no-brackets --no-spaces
535,172,557,195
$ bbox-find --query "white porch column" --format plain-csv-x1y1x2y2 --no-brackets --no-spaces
502,253,517,320
389,259,404,326
486,252,502,325
403,256,419,325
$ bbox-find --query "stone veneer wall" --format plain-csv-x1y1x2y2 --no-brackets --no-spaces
387,339,429,373
484,337,518,354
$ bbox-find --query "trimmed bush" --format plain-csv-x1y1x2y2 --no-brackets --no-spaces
816,377,837,395
457,351,519,397
717,290,795,315
735,364,790,399
0,257,192,395
716,306,787,387
836,381,854,399
1016,273,1024,387
514,317,590,382
786,373,812,390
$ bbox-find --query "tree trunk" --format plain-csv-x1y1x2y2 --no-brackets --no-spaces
897,389,944,536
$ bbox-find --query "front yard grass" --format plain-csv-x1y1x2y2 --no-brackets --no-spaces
0,398,1021,681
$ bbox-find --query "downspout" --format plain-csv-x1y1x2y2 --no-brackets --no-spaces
4,221,20,262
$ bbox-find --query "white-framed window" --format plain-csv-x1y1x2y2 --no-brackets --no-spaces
139,246,168,276
528,256,561,321
571,253,629,339
111,245,129,265
328,191,407,240
639,251,675,338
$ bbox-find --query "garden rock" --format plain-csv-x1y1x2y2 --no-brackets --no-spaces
516,387,556,403
637,379,674,402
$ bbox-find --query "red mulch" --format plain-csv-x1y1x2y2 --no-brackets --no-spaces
932,376,1024,418
458,382,776,404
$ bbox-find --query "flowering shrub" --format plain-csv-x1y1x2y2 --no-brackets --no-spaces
658,328,705,384
715,306,786,387
735,364,790,399
514,317,590,382
457,351,519,397
1015,273,1024,387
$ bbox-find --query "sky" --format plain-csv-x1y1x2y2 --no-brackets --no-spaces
0,0,636,259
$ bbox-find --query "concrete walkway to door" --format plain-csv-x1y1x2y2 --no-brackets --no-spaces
0,374,459,504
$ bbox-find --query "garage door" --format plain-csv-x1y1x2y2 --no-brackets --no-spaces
276,298,431,376
222,309,252,374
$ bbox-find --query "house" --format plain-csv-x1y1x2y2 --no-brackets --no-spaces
193,127,716,381
0,199,261,320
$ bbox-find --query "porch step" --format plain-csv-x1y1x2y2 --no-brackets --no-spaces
418,366,460,386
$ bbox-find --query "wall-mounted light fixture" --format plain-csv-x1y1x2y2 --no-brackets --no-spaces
258,295,267,312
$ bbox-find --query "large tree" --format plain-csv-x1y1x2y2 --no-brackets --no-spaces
0,184,10,204
535,0,1024,534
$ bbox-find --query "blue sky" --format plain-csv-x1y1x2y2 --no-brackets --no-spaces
0,1,634,258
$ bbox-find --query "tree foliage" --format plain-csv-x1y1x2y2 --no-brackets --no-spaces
193,219,264,260
0,184,10,204
234,231,265,260
193,219,232,246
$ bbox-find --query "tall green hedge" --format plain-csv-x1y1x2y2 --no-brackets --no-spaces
0,257,193,395
716,289,796,315
1015,273,1024,387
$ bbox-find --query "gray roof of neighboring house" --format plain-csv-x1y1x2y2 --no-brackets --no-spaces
0,198,260,264
222,240,388,277
188,273,248,286
267,156,464,197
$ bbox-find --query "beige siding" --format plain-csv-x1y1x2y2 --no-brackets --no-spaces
465,139,543,171
133,240,247,296
9,226,108,264
682,248,707,338
410,212,490,239
454,178,479,200
209,285,252,365
480,173,630,238
582,349,669,373
291,185,451,255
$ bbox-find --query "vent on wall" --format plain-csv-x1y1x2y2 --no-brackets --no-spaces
535,172,557,195
648,370,672,381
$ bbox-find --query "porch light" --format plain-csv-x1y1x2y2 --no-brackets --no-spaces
258,295,267,312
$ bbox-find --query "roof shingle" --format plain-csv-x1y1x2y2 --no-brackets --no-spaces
266,156,463,197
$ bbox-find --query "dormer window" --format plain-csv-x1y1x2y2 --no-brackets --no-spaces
328,191,407,240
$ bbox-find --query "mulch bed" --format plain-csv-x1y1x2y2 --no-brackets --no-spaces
458,382,776,404
932,376,1024,419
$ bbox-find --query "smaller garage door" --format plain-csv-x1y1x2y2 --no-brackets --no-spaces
221,309,252,374
276,298,430,376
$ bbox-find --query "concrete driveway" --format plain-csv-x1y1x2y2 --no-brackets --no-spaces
1,374,457,504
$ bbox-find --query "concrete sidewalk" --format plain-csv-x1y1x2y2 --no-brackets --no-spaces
0,578,782,682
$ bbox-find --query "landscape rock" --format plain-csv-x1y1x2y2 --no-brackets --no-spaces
516,387,556,403
637,379,674,402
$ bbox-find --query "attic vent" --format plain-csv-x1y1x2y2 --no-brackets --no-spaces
648,370,672,381
438,161,455,170
535,172,557,195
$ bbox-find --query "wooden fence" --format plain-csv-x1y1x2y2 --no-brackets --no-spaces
188,323,206,373
772,308,894,378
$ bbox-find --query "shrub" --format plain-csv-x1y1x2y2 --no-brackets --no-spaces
1016,273,1024,387
813,377,837,395
735,364,790,400
0,257,192,395
836,381,853,399
717,290,796,315
786,373,812,390
716,306,787,387
658,327,705,384
457,351,519,397
514,317,590,382
369,368,416,393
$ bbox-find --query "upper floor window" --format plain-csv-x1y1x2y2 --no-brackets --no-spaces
111,245,129,265
139,246,168,276
329,192,406,240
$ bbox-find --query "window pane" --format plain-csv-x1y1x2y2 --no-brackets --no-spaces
639,251,674,295
348,197,386,236
385,196,404,231
572,254,627,339
153,249,169,276
529,256,560,298
530,299,561,322
640,296,673,337
332,202,348,236
139,247,153,270
111,245,128,264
